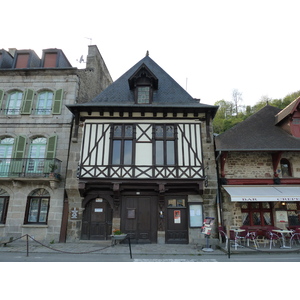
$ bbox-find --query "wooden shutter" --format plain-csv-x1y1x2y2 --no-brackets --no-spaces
21,89,34,114
0,89,4,109
52,89,63,114
10,136,26,174
13,136,26,158
46,136,57,159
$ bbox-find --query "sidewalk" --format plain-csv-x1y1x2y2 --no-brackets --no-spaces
1,238,300,256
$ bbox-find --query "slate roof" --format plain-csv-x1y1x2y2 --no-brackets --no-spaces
69,55,218,116
215,104,300,151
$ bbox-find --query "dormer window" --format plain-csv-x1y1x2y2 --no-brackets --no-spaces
128,63,158,104
15,53,29,68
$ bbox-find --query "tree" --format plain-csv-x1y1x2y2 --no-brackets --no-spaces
232,89,243,115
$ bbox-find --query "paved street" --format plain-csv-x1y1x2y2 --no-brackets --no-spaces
1,251,300,262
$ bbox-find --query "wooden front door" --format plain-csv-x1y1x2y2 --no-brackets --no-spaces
121,196,157,244
166,202,188,244
81,199,112,240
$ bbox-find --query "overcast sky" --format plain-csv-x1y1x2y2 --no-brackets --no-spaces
2,0,300,107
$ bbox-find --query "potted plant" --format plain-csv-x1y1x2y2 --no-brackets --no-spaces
49,163,57,178
111,229,127,245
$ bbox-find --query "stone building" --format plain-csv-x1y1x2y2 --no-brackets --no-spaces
66,54,219,244
215,100,300,234
0,45,112,242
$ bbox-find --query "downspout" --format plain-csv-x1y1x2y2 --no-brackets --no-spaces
215,150,223,241
59,114,74,243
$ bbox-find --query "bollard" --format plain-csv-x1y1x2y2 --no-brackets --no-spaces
26,234,29,257
127,236,132,259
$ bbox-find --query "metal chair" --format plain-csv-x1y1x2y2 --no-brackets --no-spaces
265,231,281,249
244,231,259,248
218,226,229,249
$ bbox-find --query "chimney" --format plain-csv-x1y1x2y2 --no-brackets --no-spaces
8,48,17,57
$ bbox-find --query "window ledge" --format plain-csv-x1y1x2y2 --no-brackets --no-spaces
0,224,5,228
22,225,48,228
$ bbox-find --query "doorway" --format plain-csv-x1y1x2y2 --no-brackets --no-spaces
121,196,157,243
81,198,112,240
166,198,188,244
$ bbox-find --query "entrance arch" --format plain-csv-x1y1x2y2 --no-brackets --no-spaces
81,197,112,240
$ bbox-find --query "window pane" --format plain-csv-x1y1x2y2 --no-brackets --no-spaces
242,213,250,225
263,212,272,225
167,141,175,165
28,198,39,222
155,126,164,138
137,86,150,103
124,125,133,138
113,126,122,138
39,198,49,222
123,141,132,164
166,126,174,138
252,212,261,225
112,140,121,164
0,198,4,219
156,141,164,164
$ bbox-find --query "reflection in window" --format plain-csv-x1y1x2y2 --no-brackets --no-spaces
168,199,186,207
155,125,175,166
6,91,23,115
36,91,53,115
111,125,133,165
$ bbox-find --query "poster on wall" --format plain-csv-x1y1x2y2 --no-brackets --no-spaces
189,204,203,227
174,210,181,223
276,211,288,223
201,217,215,235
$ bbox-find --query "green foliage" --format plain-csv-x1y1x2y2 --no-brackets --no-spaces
213,90,300,134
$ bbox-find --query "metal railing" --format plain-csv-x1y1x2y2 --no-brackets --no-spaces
0,158,61,178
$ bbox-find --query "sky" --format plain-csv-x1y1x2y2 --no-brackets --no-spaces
2,0,300,107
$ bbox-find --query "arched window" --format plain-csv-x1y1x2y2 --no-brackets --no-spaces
27,137,47,174
280,158,292,177
24,188,50,224
36,91,53,115
0,137,14,176
6,91,23,115
0,188,9,224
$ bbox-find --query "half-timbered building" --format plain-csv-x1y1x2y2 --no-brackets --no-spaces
66,54,218,244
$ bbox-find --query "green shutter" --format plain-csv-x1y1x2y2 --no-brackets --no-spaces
52,89,63,114
13,136,26,158
46,136,57,159
44,136,57,173
10,136,26,174
0,89,4,109
21,89,34,114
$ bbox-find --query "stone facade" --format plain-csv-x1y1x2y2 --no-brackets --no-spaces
0,46,112,243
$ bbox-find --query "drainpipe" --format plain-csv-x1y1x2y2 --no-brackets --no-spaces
59,115,74,243
215,150,223,242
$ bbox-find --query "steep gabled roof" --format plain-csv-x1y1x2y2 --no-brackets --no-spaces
91,55,201,105
275,97,300,124
215,105,300,151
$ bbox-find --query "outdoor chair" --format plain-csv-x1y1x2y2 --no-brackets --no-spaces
265,231,281,249
244,231,259,248
218,227,229,249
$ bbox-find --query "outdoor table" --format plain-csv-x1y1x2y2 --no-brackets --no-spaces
272,229,293,249
231,229,245,250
